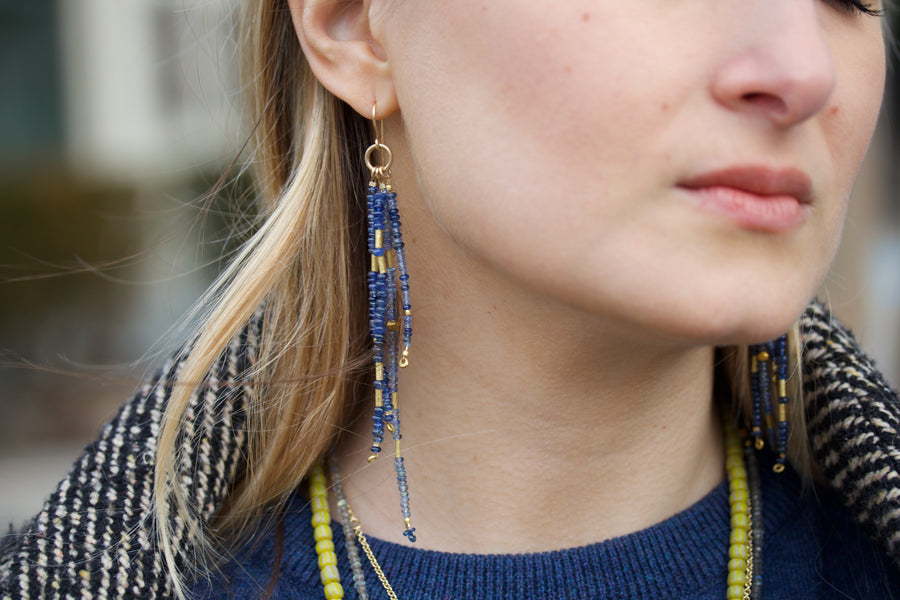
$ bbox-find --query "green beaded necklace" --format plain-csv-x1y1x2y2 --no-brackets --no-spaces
310,420,761,600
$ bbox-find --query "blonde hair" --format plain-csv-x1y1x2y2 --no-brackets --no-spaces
152,2,811,597
153,1,369,596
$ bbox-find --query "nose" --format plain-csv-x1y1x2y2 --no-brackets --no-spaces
711,0,836,128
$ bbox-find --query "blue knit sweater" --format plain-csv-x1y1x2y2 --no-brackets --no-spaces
194,454,900,600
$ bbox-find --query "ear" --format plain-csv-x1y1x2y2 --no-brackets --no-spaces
287,0,398,118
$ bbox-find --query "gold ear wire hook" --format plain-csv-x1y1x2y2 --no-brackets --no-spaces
365,103,392,180
371,104,384,146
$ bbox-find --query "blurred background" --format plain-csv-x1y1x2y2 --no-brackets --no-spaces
0,1,898,528
0,0,245,526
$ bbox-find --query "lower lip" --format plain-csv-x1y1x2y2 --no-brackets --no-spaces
680,185,809,232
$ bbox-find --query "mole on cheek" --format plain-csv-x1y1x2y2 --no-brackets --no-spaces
582,12,591,22
829,105,840,116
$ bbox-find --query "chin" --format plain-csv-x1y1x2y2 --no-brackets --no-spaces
677,298,811,346
612,288,815,348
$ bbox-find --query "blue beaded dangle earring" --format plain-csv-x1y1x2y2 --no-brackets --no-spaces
364,106,416,542
749,334,790,472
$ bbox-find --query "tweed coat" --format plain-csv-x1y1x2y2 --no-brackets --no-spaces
1,301,899,599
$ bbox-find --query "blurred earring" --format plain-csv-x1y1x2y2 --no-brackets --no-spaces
364,105,416,542
749,334,790,473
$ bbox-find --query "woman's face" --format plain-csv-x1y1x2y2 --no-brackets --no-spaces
374,0,886,344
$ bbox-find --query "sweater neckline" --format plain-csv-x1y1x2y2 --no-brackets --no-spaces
280,454,804,599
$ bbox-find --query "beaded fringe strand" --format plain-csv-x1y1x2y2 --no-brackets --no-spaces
365,117,416,542
749,334,790,472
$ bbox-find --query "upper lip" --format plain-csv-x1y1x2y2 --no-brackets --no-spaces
678,166,813,204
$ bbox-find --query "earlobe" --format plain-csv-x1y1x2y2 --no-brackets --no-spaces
286,0,398,118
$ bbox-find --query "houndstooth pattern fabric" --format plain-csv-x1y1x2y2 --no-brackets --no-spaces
0,319,258,600
1,302,898,599
801,302,900,564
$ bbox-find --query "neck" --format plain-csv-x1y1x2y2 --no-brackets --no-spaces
335,266,724,554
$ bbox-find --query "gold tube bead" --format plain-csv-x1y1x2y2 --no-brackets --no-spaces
778,379,788,398
370,255,378,272
386,250,395,269
778,404,787,422
375,389,383,408
375,229,384,249
750,356,758,374
375,363,384,381
395,440,402,456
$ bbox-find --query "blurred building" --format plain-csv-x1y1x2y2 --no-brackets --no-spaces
58,0,240,183
0,0,242,525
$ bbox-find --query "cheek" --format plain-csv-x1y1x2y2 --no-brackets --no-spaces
388,3,690,251
817,28,884,260
390,2,681,173
825,22,885,184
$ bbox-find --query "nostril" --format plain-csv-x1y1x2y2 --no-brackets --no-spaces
741,92,789,118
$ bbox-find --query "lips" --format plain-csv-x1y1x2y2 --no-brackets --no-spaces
677,166,813,231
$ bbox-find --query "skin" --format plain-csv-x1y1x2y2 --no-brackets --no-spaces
289,0,886,552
